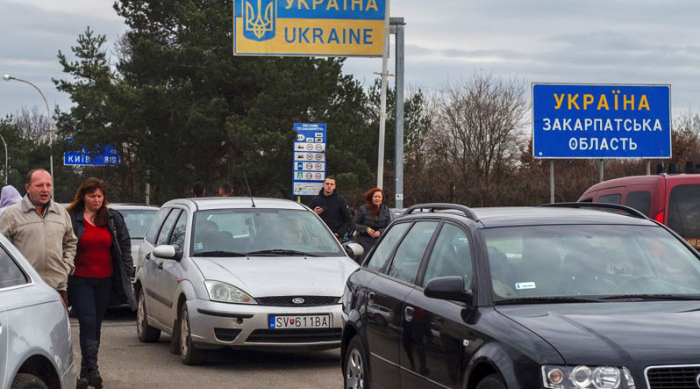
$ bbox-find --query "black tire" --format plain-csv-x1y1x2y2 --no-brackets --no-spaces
11,373,48,389
475,374,507,389
179,304,208,365
344,335,370,389
169,317,181,355
136,288,161,343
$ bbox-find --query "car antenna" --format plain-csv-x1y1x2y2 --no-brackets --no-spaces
243,172,256,208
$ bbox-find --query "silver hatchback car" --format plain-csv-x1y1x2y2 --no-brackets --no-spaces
134,197,361,365
0,234,77,389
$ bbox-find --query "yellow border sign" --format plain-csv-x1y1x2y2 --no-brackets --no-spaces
233,0,387,57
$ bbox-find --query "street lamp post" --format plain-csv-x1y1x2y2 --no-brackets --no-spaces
0,132,7,185
3,74,54,198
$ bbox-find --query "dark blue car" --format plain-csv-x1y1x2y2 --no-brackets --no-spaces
341,203,700,389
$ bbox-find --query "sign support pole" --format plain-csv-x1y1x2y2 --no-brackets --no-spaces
145,169,150,205
599,159,605,182
391,17,405,208
550,160,555,204
376,0,391,189
646,160,651,175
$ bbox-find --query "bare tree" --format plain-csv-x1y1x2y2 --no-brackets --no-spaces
8,107,52,140
432,73,527,205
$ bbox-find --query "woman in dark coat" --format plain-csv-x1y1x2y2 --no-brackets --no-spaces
67,178,135,389
353,187,393,263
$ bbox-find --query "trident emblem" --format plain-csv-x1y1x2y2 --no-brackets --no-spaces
244,0,276,41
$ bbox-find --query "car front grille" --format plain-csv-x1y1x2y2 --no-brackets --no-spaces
646,365,700,389
257,296,338,307
246,328,341,343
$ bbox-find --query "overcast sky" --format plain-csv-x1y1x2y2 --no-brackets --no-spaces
2,0,700,119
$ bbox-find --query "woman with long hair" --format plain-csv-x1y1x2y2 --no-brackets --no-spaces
352,187,393,263
67,178,136,389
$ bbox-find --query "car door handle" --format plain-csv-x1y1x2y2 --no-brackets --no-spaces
404,306,414,322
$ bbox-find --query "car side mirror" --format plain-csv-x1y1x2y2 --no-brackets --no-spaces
153,245,177,260
424,276,473,305
343,242,364,259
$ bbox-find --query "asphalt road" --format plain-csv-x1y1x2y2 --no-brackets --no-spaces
71,309,344,389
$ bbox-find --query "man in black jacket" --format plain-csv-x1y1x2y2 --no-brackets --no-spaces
310,177,352,240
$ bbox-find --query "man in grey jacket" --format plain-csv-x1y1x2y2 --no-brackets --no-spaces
0,169,77,302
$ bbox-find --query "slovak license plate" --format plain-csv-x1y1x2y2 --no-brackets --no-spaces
268,314,331,330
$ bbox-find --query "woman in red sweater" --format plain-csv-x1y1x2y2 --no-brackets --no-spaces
67,178,135,389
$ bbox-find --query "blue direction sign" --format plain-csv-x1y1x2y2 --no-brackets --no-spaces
533,84,671,159
64,145,120,166
292,123,327,196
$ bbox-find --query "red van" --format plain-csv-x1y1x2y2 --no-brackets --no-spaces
579,172,700,250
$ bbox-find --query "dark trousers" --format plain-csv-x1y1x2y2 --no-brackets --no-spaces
68,276,113,347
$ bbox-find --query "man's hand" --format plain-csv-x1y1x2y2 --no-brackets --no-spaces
334,232,341,240
314,206,324,215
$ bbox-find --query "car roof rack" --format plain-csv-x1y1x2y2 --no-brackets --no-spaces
404,203,479,222
539,202,649,220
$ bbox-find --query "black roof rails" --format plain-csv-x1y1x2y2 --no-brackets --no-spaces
404,203,479,222
539,202,648,220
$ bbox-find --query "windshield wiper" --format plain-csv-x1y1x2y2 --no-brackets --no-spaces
495,296,605,305
194,250,247,257
597,294,700,301
246,249,319,257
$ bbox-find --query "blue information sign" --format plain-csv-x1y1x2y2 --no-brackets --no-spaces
292,123,327,196
64,145,120,166
532,84,671,159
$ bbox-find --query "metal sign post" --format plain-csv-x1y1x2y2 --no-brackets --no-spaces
550,161,555,204
376,0,391,189
292,123,327,197
391,17,405,207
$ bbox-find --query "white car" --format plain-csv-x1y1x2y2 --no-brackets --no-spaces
109,204,159,273
0,234,77,389
134,197,362,365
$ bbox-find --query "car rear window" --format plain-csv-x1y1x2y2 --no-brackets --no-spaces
668,184,700,241
625,191,651,216
0,247,27,289
597,194,621,204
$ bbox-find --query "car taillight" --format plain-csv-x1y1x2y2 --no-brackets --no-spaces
654,211,664,223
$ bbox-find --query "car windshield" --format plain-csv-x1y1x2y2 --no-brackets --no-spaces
119,209,158,239
483,225,700,302
191,208,343,256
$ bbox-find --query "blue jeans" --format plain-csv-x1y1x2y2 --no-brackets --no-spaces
68,276,113,346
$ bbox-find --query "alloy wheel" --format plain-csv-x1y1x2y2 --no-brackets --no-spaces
180,309,189,357
137,292,145,336
345,348,365,389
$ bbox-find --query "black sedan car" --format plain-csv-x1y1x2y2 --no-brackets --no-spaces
340,203,700,389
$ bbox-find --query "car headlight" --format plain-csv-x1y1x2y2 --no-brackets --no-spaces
542,365,635,389
204,280,257,304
